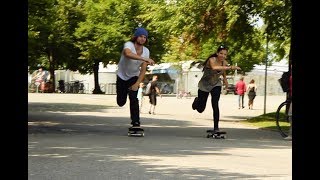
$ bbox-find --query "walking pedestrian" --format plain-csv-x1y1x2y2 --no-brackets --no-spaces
116,27,155,127
148,75,161,115
247,79,257,109
192,45,241,132
235,76,247,109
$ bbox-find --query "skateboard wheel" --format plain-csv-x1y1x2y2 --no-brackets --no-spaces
206,134,210,138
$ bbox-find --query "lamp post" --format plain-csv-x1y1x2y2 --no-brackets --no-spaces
264,29,269,114
234,63,237,78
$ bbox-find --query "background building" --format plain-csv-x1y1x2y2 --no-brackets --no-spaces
28,60,288,96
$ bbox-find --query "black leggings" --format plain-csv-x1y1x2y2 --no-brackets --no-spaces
195,86,221,129
116,76,139,124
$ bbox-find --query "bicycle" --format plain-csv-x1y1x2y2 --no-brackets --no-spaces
275,97,291,137
177,90,191,99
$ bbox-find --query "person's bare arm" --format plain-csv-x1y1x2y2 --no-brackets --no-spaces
156,86,162,96
208,58,241,71
123,48,155,65
246,85,250,92
220,68,228,88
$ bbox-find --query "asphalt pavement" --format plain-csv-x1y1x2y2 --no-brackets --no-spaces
28,93,291,180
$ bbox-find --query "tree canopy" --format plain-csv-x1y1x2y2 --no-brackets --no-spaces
28,0,291,77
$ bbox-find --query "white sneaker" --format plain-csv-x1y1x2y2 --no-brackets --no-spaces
284,135,292,141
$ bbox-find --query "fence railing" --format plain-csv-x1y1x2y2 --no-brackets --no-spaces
100,83,116,94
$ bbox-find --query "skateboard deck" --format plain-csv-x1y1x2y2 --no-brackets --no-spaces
128,127,144,137
206,130,226,139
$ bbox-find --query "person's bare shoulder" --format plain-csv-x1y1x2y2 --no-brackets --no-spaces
209,57,219,65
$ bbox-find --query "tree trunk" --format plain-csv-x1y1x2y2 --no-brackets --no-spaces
47,49,55,93
92,59,103,94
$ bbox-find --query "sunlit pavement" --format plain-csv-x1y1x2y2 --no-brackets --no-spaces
28,93,291,179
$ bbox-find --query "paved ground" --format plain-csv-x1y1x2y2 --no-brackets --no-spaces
28,93,291,180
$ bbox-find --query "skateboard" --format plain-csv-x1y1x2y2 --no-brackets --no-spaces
128,127,144,137
206,130,226,139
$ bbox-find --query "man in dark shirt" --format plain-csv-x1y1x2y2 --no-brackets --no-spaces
148,75,161,115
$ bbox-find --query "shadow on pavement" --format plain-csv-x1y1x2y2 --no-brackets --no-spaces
28,102,120,112
28,101,291,179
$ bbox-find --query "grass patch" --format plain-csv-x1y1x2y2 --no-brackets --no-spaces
241,112,290,132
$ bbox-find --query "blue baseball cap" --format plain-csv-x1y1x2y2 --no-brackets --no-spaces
134,27,148,38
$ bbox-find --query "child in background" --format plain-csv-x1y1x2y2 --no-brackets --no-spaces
137,82,145,113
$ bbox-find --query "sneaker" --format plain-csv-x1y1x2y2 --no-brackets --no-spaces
131,121,140,127
152,112,156,115
284,135,292,141
213,128,220,133
192,97,198,110
148,111,151,114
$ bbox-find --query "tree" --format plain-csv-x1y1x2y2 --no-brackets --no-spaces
28,0,84,91
139,0,267,74
28,0,292,84
259,0,291,62
74,0,148,93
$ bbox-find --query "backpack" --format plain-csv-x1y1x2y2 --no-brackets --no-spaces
278,71,290,92
145,82,152,95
